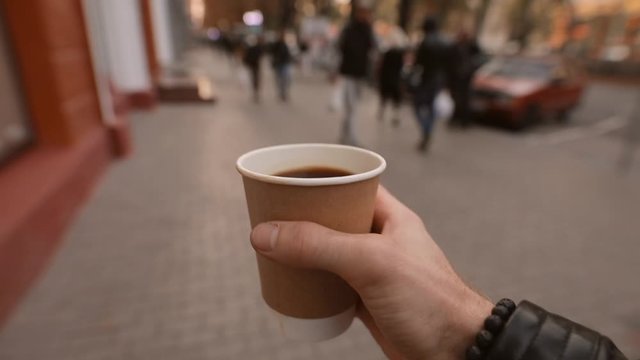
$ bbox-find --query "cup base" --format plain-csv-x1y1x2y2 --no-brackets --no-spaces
269,305,356,341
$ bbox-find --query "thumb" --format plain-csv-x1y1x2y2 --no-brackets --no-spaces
250,221,378,283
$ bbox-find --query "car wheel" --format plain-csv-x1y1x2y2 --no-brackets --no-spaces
513,105,540,131
556,108,571,124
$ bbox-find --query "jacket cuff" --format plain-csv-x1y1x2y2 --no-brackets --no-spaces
485,300,627,360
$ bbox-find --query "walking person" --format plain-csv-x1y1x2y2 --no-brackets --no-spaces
619,91,640,172
448,30,484,128
336,5,375,146
270,30,294,102
411,17,450,152
298,37,311,76
243,35,265,103
377,30,408,127
219,31,239,80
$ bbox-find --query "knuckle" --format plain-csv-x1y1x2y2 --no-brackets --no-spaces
404,209,425,227
397,209,427,234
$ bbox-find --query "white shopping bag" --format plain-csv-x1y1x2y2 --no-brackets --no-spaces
435,91,454,120
329,79,344,113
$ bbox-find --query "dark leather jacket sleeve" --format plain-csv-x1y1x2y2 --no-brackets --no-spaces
486,300,628,360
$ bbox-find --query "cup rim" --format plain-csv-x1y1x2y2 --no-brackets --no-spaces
236,143,386,186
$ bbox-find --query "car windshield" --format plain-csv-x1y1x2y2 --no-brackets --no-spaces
481,58,555,80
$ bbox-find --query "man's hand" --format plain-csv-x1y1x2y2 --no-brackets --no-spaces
251,186,492,359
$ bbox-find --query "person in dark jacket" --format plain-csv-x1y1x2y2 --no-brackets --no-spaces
377,31,408,127
448,30,484,128
412,16,450,152
250,185,629,360
270,30,293,102
243,35,265,103
336,5,375,146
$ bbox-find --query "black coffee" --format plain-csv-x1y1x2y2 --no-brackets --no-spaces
274,166,353,178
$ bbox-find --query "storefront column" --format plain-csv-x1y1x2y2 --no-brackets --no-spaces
98,0,155,108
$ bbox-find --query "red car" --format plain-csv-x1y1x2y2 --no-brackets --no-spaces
471,56,586,130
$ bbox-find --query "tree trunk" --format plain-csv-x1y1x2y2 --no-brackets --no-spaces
510,0,534,50
560,0,577,52
436,0,454,26
475,0,492,35
314,0,331,16
398,0,413,32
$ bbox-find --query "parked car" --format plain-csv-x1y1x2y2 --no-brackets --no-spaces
471,56,586,130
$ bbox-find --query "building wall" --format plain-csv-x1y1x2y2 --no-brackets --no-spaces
2,0,102,146
98,0,152,93
204,1,246,27
204,0,281,29
151,0,176,66
168,0,191,60
140,0,160,79
0,0,134,326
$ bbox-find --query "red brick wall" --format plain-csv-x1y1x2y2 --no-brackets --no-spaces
1,0,102,146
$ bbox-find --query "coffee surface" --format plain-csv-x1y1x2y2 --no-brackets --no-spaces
274,166,353,178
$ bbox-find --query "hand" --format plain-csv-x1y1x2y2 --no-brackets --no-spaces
250,186,492,359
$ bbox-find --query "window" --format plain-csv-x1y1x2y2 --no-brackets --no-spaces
0,10,32,164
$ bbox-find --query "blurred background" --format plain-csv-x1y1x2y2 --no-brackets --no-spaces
0,0,639,359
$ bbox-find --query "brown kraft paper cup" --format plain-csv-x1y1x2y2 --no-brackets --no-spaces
236,144,386,341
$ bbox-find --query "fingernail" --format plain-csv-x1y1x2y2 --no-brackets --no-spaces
251,223,279,252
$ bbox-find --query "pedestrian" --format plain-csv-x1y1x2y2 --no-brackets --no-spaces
219,31,234,67
448,30,484,128
619,91,640,172
377,29,408,127
249,185,629,360
242,35,265,103
298,37,311,76
270,30,293,102
411,16,450,152
336,5,375,146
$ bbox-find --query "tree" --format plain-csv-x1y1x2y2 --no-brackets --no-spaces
398,0,413,31
435,0,454,25
313,0,333,16
508,0,571,51
475,0,492,35
433,0,472,32
508,0,535,49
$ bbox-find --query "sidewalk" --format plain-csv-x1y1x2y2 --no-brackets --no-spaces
1,49,639,359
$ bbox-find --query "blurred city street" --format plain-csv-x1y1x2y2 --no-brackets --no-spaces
0,49,639,359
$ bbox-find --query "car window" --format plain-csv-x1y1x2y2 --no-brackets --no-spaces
481,58,554,80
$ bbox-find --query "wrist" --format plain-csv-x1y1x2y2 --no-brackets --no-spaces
464,298,517,360
442,288,493,359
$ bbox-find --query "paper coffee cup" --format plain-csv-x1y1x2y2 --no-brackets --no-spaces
236,144,386,341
